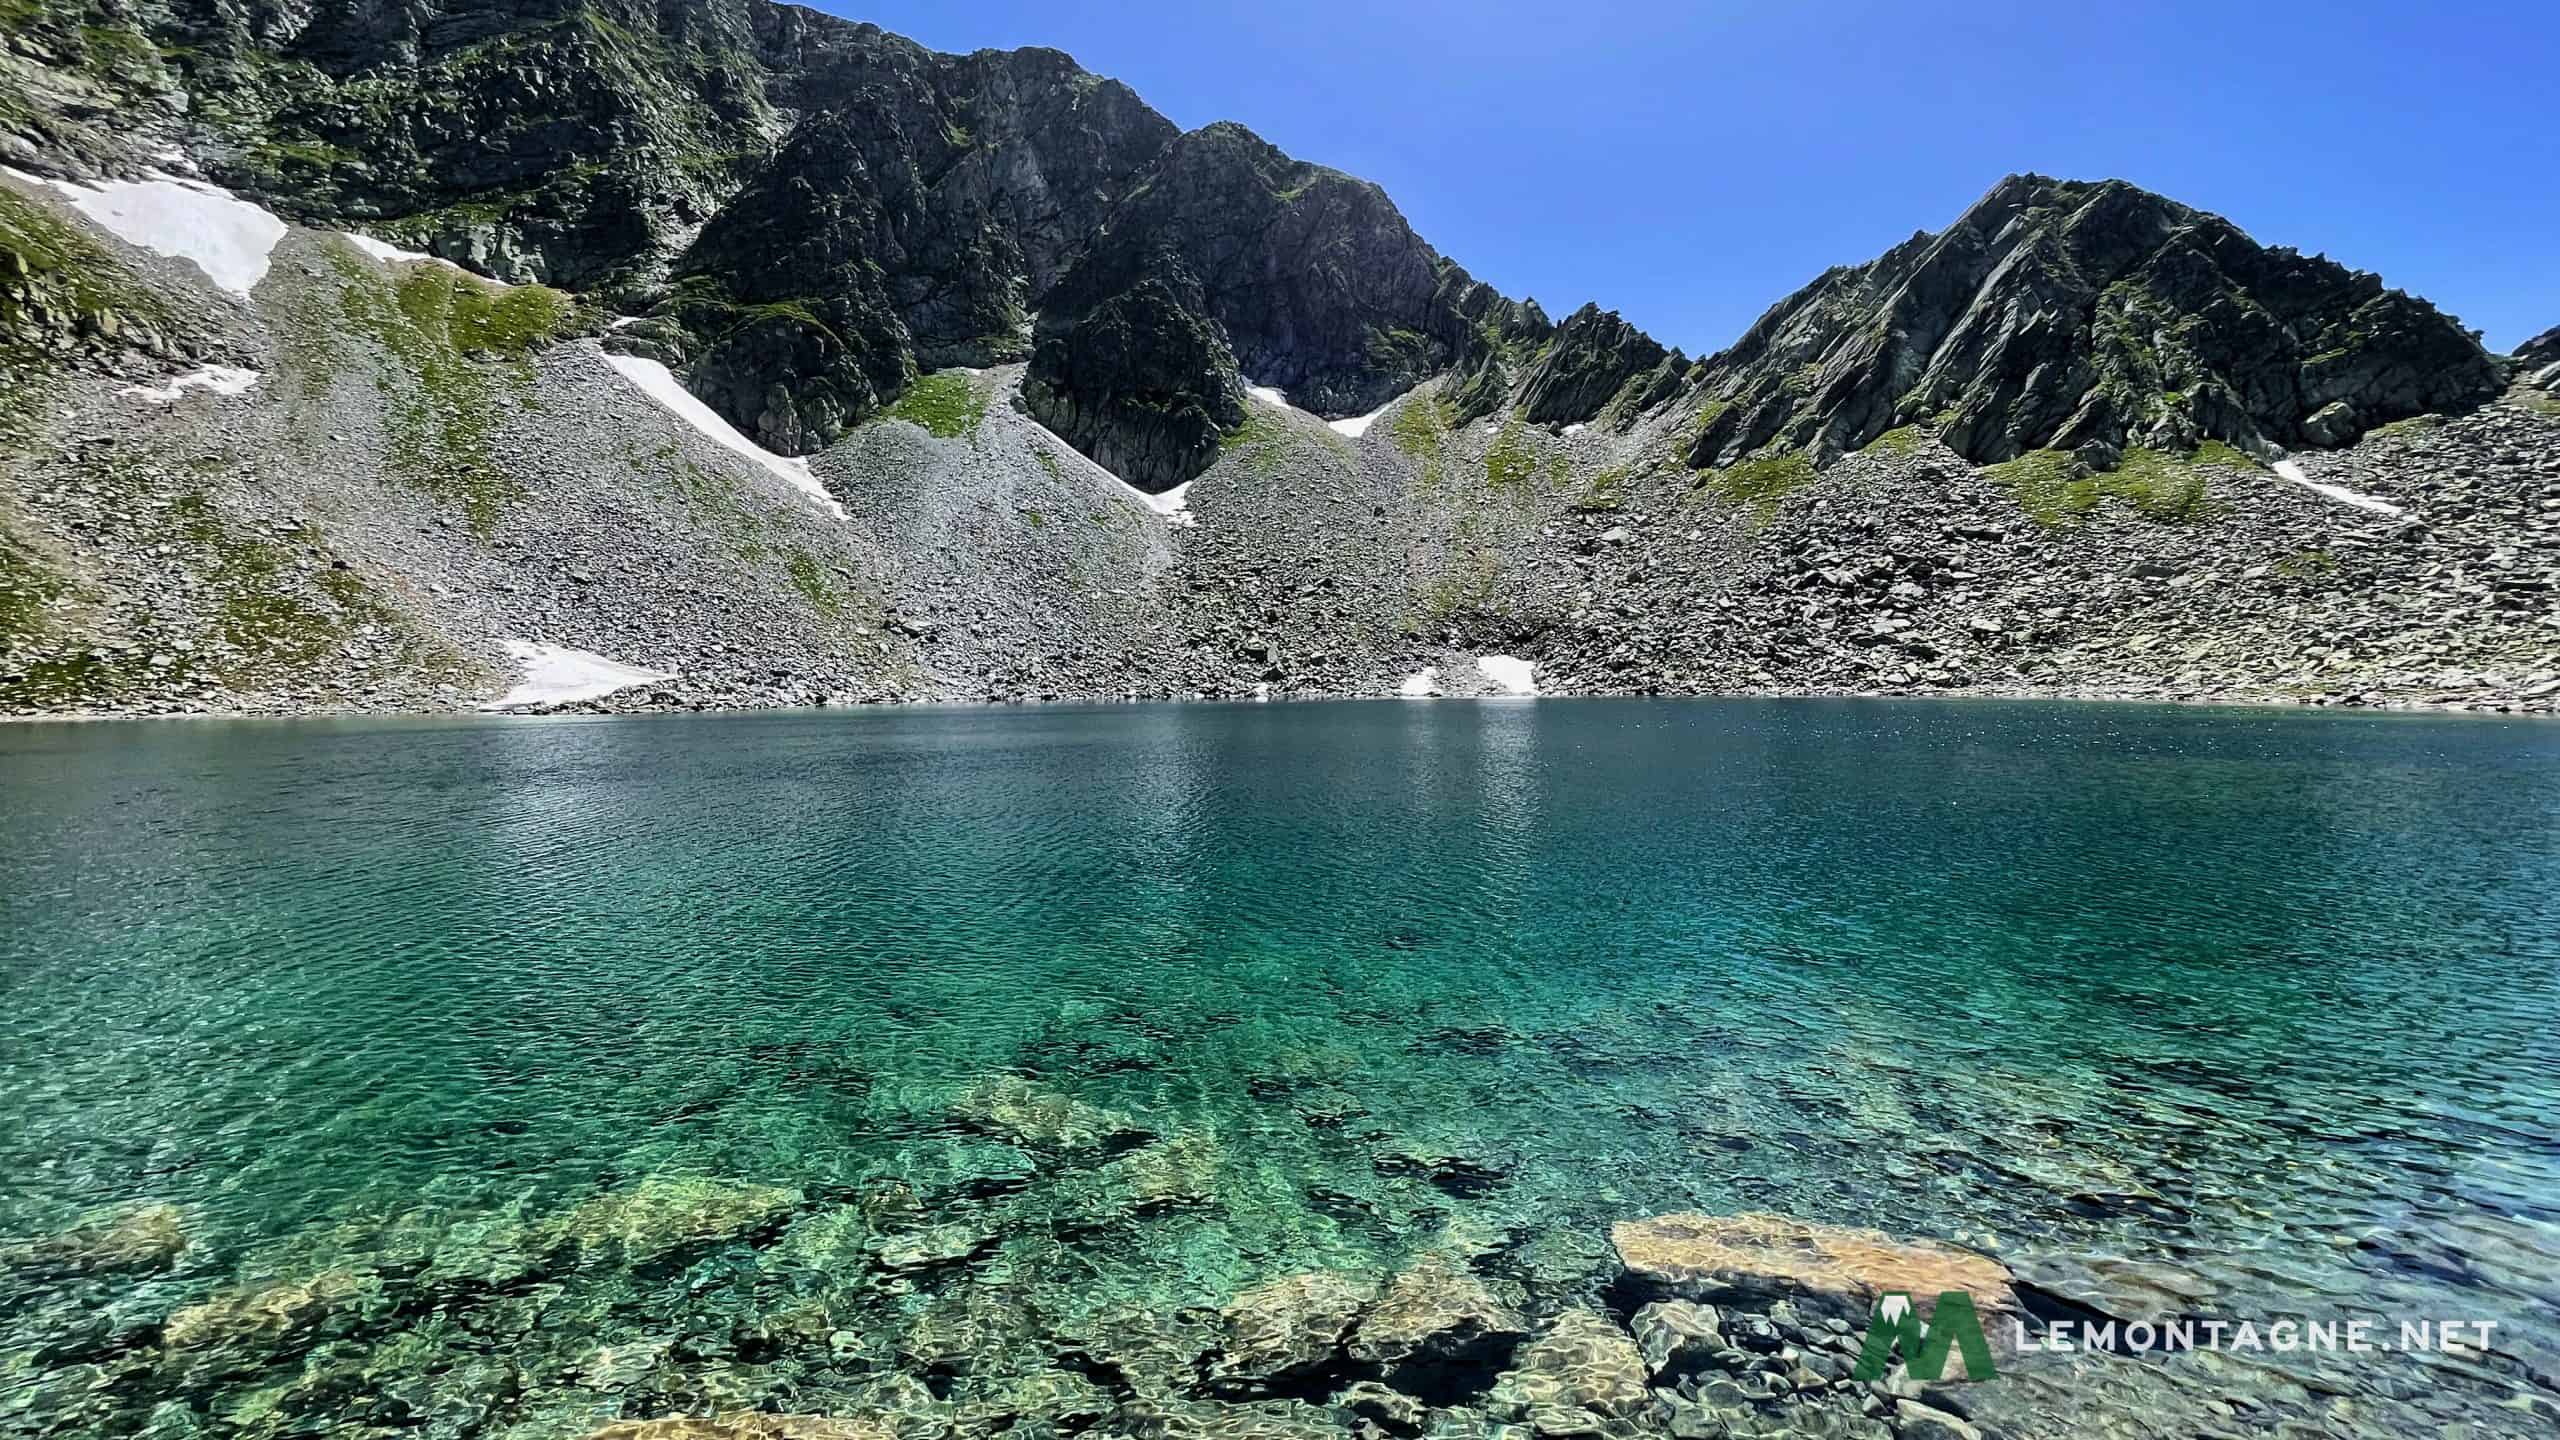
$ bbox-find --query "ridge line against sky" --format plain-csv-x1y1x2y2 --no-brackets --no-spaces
819,0,2557,355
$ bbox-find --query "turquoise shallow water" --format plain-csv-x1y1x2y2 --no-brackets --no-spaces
3,698,2558,1437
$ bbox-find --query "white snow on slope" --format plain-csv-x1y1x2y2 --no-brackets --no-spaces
601,351,847,520
339,231,479,274
1141,481,1198,528
482,641,675,710
1245,384,1291,408
1328,398,1397,438
1562,423,1589,438
1397,667,1440,698
122,366,261,404
1475,655,1539,695
48,174,286,297
2273,459,2405,518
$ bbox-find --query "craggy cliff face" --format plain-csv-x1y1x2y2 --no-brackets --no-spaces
0,4,2508,493
1676,175,2504,470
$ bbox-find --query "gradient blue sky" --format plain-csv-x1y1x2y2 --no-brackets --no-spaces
818,0,2555,355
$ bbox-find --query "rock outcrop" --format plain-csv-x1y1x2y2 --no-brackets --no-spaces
1022,122,1526,491
1,0,1568,487
1518,304,1677,426
1610,1212,2015,1321
2519,324,2560,392
1673,174,2505,470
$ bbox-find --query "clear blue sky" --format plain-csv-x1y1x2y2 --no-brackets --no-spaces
820,0,2556,354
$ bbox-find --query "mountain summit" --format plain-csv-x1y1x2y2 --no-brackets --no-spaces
1672,175,2504,470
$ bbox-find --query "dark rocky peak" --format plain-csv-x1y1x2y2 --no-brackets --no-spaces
1020,243,1246,494
1517,302,1676,426
1678,173,2504,471
1087,121,1462,415
2519,325,2560,392
1020,119,1523,489
653,32,1181,453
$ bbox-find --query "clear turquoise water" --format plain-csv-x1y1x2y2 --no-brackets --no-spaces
3,699,2557,1436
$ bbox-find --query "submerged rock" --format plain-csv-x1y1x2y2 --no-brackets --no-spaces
586,1416,897,1440
868,1218,999,1276
544,1175,804,1271
1610,1212,2013,1322
9,1200,189,1277
1063,1131,1226,1222
1057,1303,1222,1401
1370,1141,1509,1197
952,1075,1150,1153
1346,1253,1527,1402
156,1267,381,1386
1628,1300,1727,1383
1484,1309,1663,1439
1200,1270,1380,1398
1117,1396,1352,1440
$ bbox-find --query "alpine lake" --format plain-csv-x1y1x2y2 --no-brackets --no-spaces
3,699,2555,1440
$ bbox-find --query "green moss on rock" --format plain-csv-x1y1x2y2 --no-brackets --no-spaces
1860,425,1926,457
326,245,573,533
881,370,989,440
1484,414,1538,487
1699,450,1815,513
1993,445,2229,526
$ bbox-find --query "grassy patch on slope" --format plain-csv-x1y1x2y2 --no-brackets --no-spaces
883,370,989,439
327,245,574,534
1484,414,1538,487
0,522,66,648
1992,443,2249,526
1696,450,1816,518
1860,424,1926,457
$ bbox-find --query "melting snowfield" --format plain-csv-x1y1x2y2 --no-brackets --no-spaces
1328,399,1396,438
1135,480,1198,528
1475,655,1539,695
42,173,286,297
121,366,261,404
481,641,675,710
339,232,476,274
1397,667,1441,698
600,352,848,520
2273,459,2406,518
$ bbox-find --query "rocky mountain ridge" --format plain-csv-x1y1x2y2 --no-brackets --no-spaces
3,0,1576,491
2,4,2555,721
1664,174,2507,471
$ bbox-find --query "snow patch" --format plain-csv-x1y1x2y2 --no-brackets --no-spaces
607,316,642,330
1245,383,1291,409
122,365,261,404
481,640,674,711
341,232,443,267
49,173,286,297
1562,423,1589,438
1475,655,1539,695
601,351,847,520
1134,479,1197,528
1328,398,1397,438
1017,415,1203,532
2273,459,2405,518
1397,667,1441,698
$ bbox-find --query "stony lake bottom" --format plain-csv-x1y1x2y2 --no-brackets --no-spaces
1,698,2556,1439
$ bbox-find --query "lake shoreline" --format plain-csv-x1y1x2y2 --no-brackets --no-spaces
9,677,2559,726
